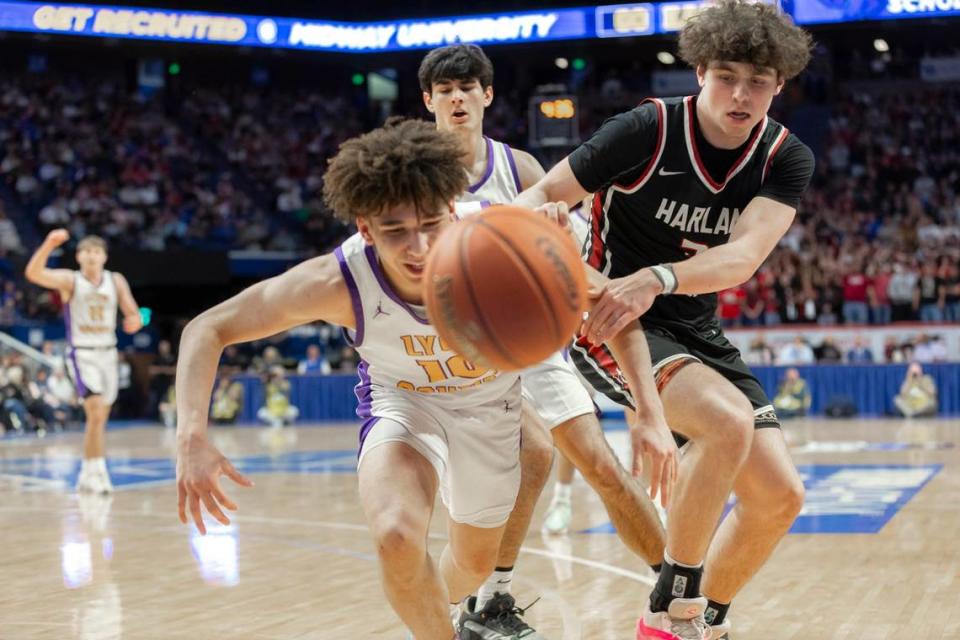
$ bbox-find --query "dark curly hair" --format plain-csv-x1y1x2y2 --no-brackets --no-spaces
322,118,468,222
678,0,813,80
418,44,494,94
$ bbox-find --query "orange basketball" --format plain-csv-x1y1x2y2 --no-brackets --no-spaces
423,205,587,371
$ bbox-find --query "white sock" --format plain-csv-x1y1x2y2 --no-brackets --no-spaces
664,550,703,570
553,482,572,503
83,457,105,473
476,568,513,610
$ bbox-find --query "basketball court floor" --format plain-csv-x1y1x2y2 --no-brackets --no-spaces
1,417,957,639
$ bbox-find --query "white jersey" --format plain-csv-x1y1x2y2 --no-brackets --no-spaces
454,136,591,258
457,136,522,206
66,271,118,349
335,233,519,412
453,139,597,428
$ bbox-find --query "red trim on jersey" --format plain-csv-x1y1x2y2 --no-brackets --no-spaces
588,191,605,269
615,98,666,190
762,127,790,183
684,95,766,192
575,335,624,386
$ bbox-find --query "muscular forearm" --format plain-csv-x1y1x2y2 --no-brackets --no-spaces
513,183,552,210
669,243,759,296
585,264,665,424
176,319,226,443
24,242,56,283
606,326,664,426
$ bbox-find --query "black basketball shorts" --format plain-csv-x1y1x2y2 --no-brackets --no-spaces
570,319,780,429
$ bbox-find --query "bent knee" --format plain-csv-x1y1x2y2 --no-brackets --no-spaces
775,476,805,521
370,514,427,566
697,399,754,462
520,434,554,485
741,472,805,524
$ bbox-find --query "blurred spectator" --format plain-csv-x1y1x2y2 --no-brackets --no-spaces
1,364,31,432
913,334,948,363
741,281,765,327
114,351,136,419
888,264,918,322
778,336,816,365
0,210,21,254
297,344,331,375
744,337,776,365
929,335,948,361
846,336,875,363
943,261,960,322
148,340,177,418
841,263,870,324
220,344,250,372
915,262,945,323
868,264,893,325
257,365,299,428
158,383,176,428
893,363,937,418
252,345,285,374
817,302,839,326
815,336,843,363
211,374,244,425
0,364,54,433
41,364,78,426
884,336,907,363
330,345,359,372
773,368,811,418
717,285,744,328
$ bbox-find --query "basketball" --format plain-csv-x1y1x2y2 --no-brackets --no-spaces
423,205,587,371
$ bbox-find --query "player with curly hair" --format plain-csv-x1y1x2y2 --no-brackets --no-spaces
516,1,816,638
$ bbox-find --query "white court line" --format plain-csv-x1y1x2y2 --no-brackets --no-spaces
0,505,655,586
0,474,68,490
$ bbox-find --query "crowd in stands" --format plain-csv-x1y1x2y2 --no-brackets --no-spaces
0,350,77,435
720,87,960,327
744,332,950,366
0,76,353,255
0,72,958,336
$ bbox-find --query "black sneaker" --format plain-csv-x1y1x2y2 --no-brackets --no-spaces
458,592,545,639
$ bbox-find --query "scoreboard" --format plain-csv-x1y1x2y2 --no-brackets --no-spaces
529,95,579,147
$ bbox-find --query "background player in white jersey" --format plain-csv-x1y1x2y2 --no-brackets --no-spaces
421,44,675,638
25,231,143,493
176,121,524,640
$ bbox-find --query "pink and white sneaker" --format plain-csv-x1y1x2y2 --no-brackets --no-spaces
637,597,710,640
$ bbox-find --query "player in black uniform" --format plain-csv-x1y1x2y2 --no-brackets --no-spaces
516,2,814,639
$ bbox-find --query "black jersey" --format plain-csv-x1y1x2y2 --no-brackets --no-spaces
569,96,814,328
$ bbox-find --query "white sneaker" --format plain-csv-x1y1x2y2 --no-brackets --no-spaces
77,465,113,494
541,499,572,535
637,597,710,640
707,619,731,640
75,467,96,493
97,465,114,493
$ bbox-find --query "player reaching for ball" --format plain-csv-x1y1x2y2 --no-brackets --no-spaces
177,121,516,640
421,43,674,639
174,120,663,640
515,2,815,638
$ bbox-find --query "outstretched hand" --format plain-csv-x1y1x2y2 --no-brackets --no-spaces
630,416,679,509
177,436,253,535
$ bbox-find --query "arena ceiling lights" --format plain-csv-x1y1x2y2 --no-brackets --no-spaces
1,1,958,53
